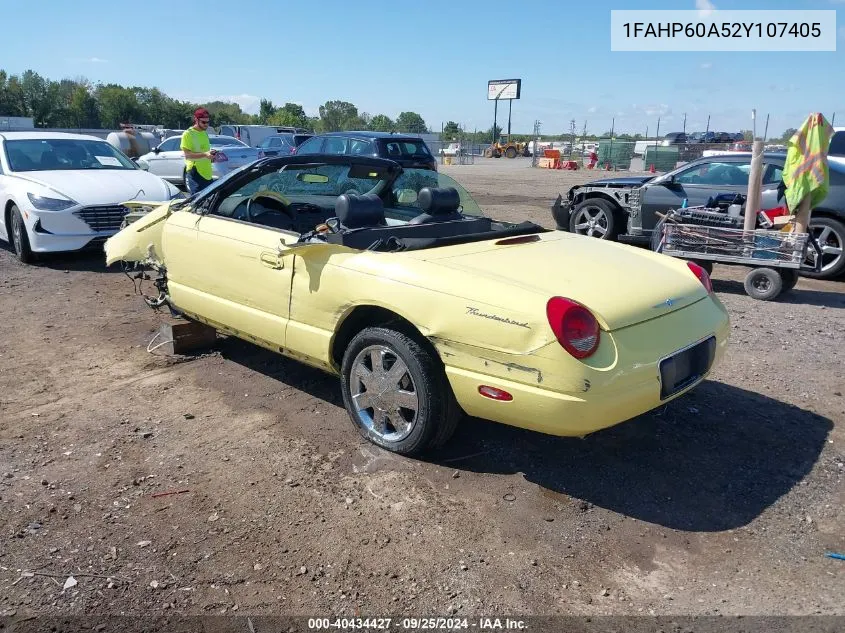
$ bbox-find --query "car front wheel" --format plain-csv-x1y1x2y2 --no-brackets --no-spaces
340,327,460,456
10,205,35,264
803,216,845,279
569,198,620,240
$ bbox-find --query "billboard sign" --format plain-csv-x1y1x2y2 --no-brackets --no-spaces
487,79,521,101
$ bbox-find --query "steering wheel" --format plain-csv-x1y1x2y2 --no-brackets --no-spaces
245,190,293,223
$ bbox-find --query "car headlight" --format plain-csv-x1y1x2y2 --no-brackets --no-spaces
27,192,76,211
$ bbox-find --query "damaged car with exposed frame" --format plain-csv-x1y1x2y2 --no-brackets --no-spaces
105,154,730,456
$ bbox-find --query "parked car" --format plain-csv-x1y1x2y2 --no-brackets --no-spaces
829,127,844,169
661,132,687,146
295,131,437,171
257,133,314,157
105,153,729,456
439,142,465,157
551,152,845,279
0,131,181,263
136,135,264,186
217,125,310,148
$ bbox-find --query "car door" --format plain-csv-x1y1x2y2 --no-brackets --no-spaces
146,137,183,181
639,158,752,232
159,198,296,350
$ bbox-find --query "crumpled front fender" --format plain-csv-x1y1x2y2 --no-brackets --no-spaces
104,201,173,267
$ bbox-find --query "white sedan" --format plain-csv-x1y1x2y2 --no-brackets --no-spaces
137,134,265,185
0,131,181,263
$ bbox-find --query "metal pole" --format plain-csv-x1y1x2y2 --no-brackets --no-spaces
705,115,710,137
752,108,756,141
655,117,661,166
745,140,765,231
763,114,769,143
493,98,499,145
507,100,512,137
832,112,836,126
608,117,615,169
683,112,687,136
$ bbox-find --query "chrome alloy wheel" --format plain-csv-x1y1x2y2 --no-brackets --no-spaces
805,223,844,275
572,204,609,237
349,345,419,443
11,210,24,254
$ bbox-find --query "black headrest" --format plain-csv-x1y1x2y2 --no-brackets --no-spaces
335,193,385,229
418,187,460,215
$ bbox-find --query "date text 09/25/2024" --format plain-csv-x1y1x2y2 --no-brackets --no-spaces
308,617,528,630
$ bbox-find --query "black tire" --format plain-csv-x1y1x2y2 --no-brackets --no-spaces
9,205,35,264
492,149,502,158
802,216,845,280
505,146,518,159
569,198,620,240
340,327,460,456
743,267,783,301
779,268,799,292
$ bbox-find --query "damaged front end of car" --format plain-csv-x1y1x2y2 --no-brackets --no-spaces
105,201,175,311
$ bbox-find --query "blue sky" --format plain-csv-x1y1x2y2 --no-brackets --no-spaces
0,0,842,137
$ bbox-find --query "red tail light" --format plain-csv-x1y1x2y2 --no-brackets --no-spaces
687,261,713,293
546,297,600,359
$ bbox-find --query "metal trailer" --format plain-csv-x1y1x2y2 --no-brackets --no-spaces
653,206,823,301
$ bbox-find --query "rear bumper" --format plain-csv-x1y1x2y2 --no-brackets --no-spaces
442,295,730,437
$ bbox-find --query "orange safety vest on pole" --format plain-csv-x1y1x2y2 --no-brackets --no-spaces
782,113,834,212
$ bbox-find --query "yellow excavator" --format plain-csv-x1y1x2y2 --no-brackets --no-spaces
484,134,530,159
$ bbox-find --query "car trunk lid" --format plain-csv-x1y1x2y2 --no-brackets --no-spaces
419,232,708,331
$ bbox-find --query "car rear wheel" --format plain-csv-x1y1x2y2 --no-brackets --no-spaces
569,198,620,240
10,205,35,264
340,327,460,456
802,217,845,279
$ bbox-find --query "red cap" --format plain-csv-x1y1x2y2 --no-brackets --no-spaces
194,107,210,120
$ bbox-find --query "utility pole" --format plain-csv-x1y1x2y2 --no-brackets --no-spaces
763,113,769,143
507,99,512,137
705,114,710,138
683,112,687,136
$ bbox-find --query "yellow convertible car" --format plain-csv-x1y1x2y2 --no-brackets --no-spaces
105,154,730,456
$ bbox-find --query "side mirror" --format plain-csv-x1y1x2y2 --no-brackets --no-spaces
153,147,161,154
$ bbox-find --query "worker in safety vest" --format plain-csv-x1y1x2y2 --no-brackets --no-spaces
181,108,217,195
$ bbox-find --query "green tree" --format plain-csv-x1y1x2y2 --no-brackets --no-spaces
201,100,252,127
0,71,26,116
317,100,360,132
96,84,142,128
780,127,797,142
68,85,100,128
441,120,461,140
259,98,276,123
395,111,428,133
20,70,51,126
267,102,309,129
368,114,394,132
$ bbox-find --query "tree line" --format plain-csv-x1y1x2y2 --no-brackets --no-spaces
0,68,430,134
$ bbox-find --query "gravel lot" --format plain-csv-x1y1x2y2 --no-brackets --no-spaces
1,157,843,624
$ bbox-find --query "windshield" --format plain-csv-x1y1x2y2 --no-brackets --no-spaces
388,169,483,217
5,138,136,172
234,163,388,199
211,136,247,147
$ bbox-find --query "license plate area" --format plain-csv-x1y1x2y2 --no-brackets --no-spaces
659,336,716,400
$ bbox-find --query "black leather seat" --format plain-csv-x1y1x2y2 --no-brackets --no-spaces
335,193,386,229
409,187,463,224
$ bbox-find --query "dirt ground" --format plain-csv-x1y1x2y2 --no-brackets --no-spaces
1,157,844,624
